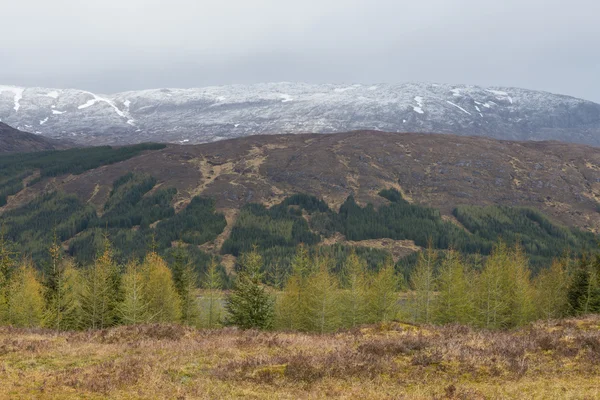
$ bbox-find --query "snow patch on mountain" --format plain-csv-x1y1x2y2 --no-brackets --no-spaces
413,96,425,114
446,101,472,116
0,82,599,146
0,86,25,112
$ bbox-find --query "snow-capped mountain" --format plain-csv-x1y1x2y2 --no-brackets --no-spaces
1,82,600,146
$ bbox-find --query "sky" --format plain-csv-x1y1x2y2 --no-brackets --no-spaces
1,0,599,102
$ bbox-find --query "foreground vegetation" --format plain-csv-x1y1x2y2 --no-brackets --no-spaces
1,228,599,333
1,317,599,399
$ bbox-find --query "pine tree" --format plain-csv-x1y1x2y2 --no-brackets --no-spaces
168,244,201,325
303,255,341,333
141,252,182,323
7,260,45,328
474,242,511,329
535,257,570,321
275,244,311,330
339,249,368,328
473,241,535,329
0,229,16,289
119,260,150,325
506,244,535,327
434,250,473,325
567,254,600,315
179,262,201,326
202,257,223,329
365,257,399,323
81,238,121,329
0,230,17,325
44,258,84,331
225,247,275,330
170,243,187,297
409,242,437,323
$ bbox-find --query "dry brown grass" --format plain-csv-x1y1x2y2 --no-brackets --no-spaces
1,317,600,399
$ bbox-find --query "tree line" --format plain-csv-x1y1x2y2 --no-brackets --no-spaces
0,235,223,330
1,231,598,332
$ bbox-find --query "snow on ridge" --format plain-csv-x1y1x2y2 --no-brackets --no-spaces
413,96,425,114
46,91,59,99
334,87,355,93
52,110,65,115
446,101,472,116
486,89,513,104
0,86,25,112
39,117,48,125
77,91,136,126
13,88,24,112
280,94,293,103
78,98,98,110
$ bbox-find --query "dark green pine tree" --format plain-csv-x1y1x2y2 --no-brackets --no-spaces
568,254,600,315
225,247,275,330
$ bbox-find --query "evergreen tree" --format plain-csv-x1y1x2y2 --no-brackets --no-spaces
7,260,45,328
170,244,187,296
119,260,150,324
339,249,368,328
473,241,536,329
535,257,570,321
365,257,399,323
179,262,201,326
275,244,312,331
44,258,84,331
141,252,182,323
474,242,511,329
409,242,437,323
434,250,473,325
169,244,200,326
567,254,600,315
225,247,275,330
0,230,17,324
303,255,341,333
507,244,535,327
202,257,223,328
0,229,16,289
81,238,121,329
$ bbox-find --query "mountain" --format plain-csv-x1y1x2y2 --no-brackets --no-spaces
0,122,70,153
2,130,600,271
1,83,600,146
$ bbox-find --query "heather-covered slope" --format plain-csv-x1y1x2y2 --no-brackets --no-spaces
0,122,69,153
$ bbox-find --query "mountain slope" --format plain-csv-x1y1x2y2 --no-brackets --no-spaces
3,130,600,233
2,130,600,271
0,122,69,153
1,83,600,146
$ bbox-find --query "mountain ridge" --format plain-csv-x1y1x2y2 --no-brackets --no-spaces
0,122,70,153
1,82,600,146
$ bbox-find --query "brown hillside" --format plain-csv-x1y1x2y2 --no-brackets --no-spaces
0,122,70,153
6,131,600,231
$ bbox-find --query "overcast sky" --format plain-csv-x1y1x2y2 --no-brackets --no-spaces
1,0,599,101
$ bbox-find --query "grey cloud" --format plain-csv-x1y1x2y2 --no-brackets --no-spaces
1,0,599,101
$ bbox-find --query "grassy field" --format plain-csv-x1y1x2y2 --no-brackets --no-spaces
1,316,599,399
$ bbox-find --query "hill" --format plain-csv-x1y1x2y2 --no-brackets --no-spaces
2,130,600,274
0,122,69,153
1,82,600,146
